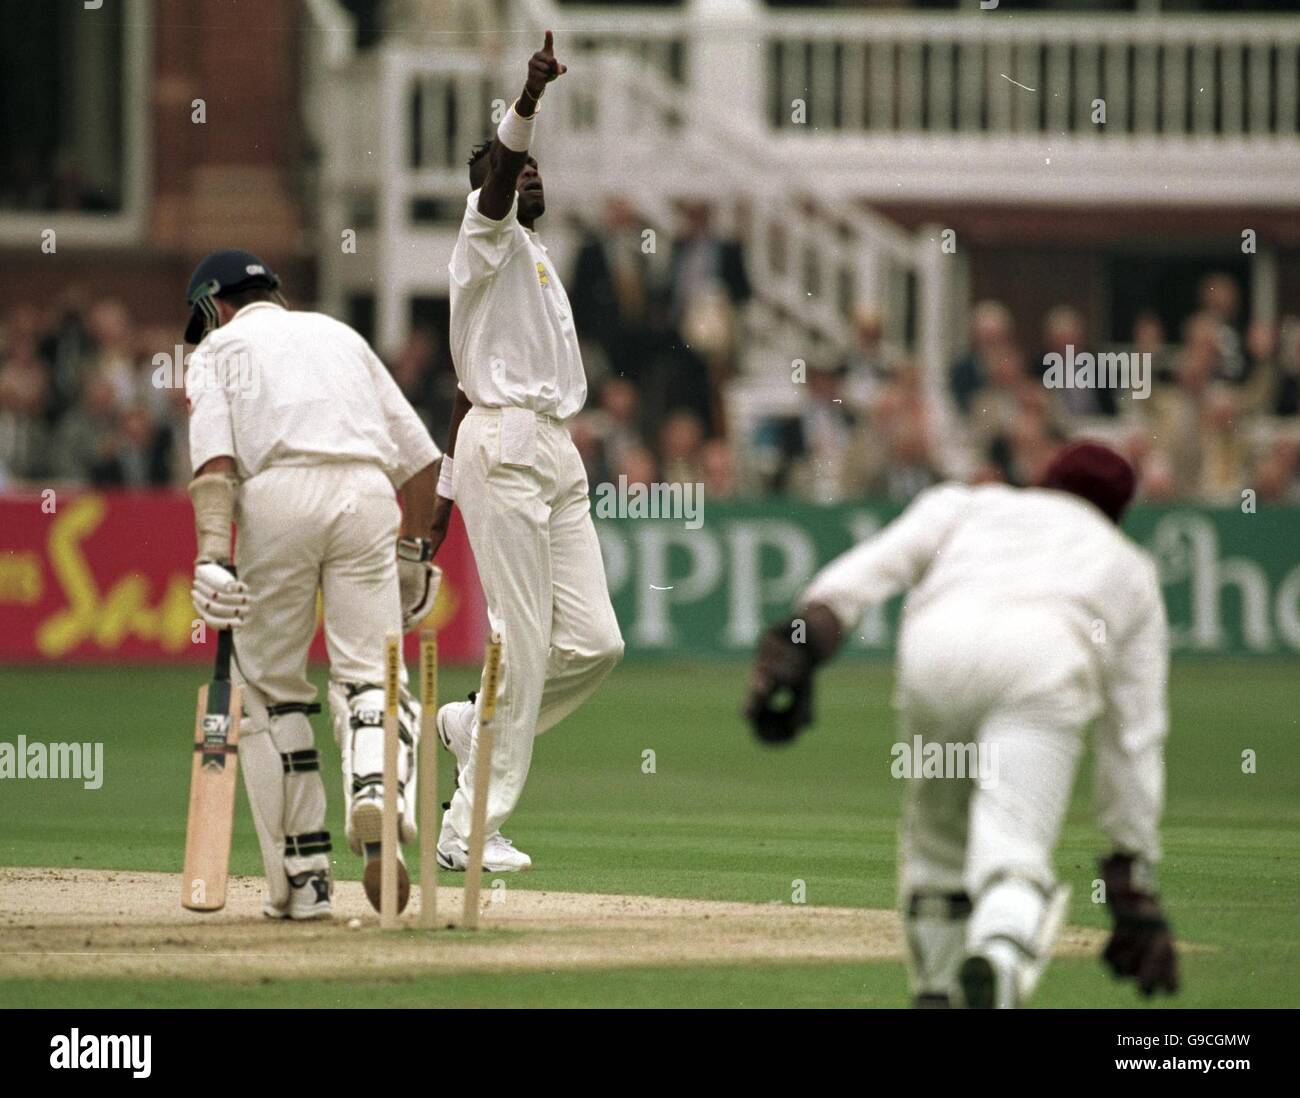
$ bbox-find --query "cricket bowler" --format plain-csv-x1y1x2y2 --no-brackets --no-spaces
427,32,624,873
184,249,443,918
744,441,1180,1007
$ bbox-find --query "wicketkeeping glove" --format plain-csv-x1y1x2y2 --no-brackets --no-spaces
743,618,819,745
1099,852,1180,997
192,560,250,630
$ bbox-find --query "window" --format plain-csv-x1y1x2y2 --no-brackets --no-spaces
0,0,149,242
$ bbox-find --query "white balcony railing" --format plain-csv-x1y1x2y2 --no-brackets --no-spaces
764,12,1300,141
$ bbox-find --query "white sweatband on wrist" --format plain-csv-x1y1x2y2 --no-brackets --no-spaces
436,455,456,501
497,101,536,153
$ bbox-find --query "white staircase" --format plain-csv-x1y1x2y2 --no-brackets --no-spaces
302,0,960,468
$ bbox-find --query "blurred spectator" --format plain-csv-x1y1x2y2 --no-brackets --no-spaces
1146,317,1249,503
570,376,646,488
569,197,651,385
1132,309,1175,387
1276,324,1300,416
1198,271,1247,384
967,344,1035,478
794,364,857,503
618,446,658,488
1253,438,1300,504
669,199,751,341
838,303,898,410
115,405,171,486
950,300,1013,414
1038,305,1117,417
389,327,450,435
0,333,52,484
41,290,93,421
845,360,942,501
54,373,123,484
660,410,706,486
639,199,751,437
701,438,736,500
84,300,138,411
1233,319,1281,417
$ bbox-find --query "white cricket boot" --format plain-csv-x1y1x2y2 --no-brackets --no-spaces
436,832,532,873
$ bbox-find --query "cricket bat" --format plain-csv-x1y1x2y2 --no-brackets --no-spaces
181,628,242,911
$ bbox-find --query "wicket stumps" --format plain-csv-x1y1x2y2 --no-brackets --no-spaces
417,630,439,928
380,633,402,929
462,631,504,930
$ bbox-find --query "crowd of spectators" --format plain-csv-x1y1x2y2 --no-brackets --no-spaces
4,245,1298,508
934,272,1300,506
0,297,192,491
731,269,1300,507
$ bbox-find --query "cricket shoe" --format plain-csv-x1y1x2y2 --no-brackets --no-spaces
352,794,411,914
436,833,532,873
957,950,1017,1009
261,869,334,921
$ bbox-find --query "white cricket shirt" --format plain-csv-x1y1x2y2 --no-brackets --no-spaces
186,303,439,485
448,189,586,421
801,482,1169,861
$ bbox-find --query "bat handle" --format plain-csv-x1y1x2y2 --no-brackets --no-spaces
214,627,234,683
213,562,237,682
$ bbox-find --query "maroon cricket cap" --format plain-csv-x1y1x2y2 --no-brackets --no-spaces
1038,440,1136,523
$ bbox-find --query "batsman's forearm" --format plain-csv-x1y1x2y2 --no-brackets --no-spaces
398,460,439,538
189,456,238,563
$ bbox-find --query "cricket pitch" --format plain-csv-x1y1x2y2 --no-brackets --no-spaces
0,867,1109,983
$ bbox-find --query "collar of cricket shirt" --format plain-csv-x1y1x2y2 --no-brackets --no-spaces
230,301,285,322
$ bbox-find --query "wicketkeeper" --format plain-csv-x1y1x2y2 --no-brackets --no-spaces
184,249,443,919
745,441,1179,1007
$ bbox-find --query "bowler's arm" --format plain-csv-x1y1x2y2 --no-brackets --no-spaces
478,31,566,221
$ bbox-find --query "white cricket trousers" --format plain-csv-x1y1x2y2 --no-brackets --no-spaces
893,601,1100,998
232,461,404,904
234,461,403,700
446,407,624,843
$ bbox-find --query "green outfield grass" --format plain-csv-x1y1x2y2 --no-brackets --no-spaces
1,660,1296,1008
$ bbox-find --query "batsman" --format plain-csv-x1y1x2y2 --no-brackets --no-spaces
183,250,443,919
745,442,1180,1007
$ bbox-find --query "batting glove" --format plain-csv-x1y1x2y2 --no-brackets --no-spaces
192,560,250,630
398,537,443,632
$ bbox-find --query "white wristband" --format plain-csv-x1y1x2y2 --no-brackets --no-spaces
436,455,455,501
497,101,536,153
